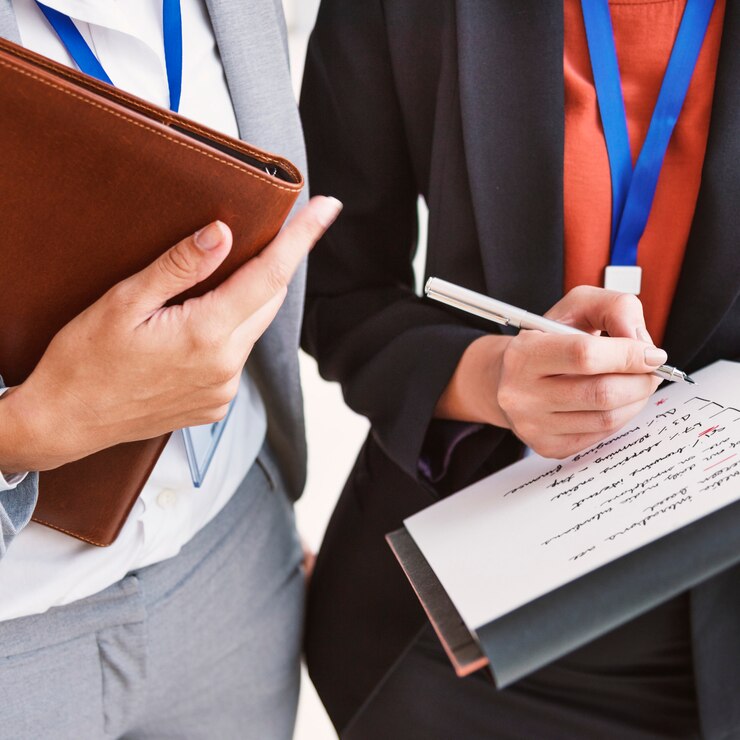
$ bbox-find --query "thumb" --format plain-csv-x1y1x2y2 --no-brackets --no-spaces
127,221,232,312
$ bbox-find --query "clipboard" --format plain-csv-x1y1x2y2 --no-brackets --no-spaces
388,361,740,686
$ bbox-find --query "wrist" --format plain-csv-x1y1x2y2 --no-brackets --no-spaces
0,382,67,472
0,386,31,474
434,334,513,428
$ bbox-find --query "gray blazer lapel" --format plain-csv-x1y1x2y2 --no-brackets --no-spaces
204,0,304,164
0,0,20,43
204,0,308,495
455,0,564,316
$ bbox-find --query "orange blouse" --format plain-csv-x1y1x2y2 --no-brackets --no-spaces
563,0,725,344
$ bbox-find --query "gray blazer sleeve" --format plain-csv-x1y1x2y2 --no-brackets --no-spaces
0,374,39,558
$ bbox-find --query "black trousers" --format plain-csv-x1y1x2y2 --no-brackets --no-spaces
343,594,700,740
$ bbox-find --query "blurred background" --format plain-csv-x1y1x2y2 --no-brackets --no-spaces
283,1,367,738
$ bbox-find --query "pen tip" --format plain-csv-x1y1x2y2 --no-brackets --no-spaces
685,375,696,385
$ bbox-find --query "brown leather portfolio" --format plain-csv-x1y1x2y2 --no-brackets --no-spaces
0,38,303,546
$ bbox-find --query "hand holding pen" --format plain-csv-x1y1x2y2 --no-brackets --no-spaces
428,279,691,459
426,278,694,385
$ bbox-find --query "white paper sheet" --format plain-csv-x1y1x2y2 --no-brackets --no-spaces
405,360,740,631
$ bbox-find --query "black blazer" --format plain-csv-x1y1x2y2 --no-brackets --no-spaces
301,1,740,737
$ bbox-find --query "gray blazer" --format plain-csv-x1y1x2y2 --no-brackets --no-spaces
0,0,308,556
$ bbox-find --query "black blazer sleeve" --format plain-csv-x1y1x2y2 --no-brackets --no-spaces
300,0,494,484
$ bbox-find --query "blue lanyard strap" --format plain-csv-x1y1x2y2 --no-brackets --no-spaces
35,3,112,85
36,0,182,113
581,0,715,267
161,0,182,113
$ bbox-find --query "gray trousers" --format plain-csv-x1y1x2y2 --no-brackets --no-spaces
0,445,305,740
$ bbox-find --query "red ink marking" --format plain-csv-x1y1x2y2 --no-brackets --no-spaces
698,425,719,438
656,398,668,406
704,454,737,472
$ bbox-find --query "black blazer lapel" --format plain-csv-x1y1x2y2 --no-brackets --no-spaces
662,1,740,367
455,0,564,315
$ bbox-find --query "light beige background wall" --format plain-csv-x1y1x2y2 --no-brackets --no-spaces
283,2,369,738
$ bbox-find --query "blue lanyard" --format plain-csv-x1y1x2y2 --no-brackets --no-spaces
581,0,715,268
35,0,183,113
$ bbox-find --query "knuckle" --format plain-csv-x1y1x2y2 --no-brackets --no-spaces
292,213,324,247
189,323,220,353
568,284,594,301
160,243,195,281
615,340,643,374
106,280,137,312
571,337,598,374
534,439,564,460
568,435,595,458
504,335,530,371
203,403,231,424
264,257,291,294
96,286,138,327
496,381,519,416
613,291,644,316
625,344,642,373
218,374,242,403
210,358,238,386
212,384,235,407
217,403,232,421
207,344,243,387
590,377,616,410
596,408,619,432
106,280,128,304
226,374,242,398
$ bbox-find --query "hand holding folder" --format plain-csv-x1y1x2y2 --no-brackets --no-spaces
9,201,338,470
0,37,329,546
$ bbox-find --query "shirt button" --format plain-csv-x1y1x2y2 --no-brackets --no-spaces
157,489,178,510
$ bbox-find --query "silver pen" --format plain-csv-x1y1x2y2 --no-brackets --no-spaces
425,277,695,384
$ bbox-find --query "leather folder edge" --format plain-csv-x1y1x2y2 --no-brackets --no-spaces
387,528,488,676
31,434,171,548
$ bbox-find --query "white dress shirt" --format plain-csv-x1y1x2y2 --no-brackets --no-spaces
0,0,267,621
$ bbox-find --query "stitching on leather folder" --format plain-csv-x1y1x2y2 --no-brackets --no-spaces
8,48,299,178
31,515,108,547
0,59,299,193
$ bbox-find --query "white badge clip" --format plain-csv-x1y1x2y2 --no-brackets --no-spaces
604,265,642,295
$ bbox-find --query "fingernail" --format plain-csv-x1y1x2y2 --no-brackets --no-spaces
314,196,343,229
645,347,668,367
194,221,225,251
636,327,653,343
